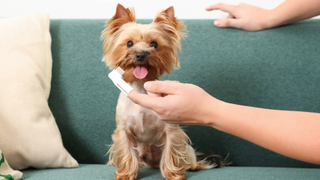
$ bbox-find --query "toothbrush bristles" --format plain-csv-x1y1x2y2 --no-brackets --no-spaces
115,67,124,76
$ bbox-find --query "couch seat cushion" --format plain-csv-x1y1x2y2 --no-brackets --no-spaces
22,164,320,180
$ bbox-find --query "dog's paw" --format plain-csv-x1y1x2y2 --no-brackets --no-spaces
115,174,137,180
165,173,186,180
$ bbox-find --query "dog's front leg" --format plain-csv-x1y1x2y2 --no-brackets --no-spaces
109,129,139,180
160,125,192,180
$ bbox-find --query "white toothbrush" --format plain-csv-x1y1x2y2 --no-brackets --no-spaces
108,67,133,97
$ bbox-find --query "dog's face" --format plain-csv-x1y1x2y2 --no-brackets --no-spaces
102,4,186,83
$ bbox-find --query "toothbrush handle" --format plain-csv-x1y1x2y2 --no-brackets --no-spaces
108,71,133,96
115,77,133,96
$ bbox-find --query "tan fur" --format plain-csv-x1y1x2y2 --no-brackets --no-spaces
102,4,215,180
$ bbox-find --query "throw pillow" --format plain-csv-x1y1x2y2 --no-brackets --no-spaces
0,14,78,170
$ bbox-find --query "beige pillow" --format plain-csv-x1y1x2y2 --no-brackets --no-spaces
0,14,78,170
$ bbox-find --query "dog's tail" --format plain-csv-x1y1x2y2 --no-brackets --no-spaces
192,153,231,170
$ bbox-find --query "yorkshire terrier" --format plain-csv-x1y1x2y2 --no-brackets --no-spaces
101,4,225,180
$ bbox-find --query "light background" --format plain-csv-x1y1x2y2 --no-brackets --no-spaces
1,0,319,19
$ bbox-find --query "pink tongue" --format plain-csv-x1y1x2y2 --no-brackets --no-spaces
133,65,148,79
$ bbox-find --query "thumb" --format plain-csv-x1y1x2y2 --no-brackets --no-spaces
144,81,180,95
147,91,162,97
214,18,242,29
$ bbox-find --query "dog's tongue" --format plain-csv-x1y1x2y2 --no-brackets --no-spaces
133,65,148,79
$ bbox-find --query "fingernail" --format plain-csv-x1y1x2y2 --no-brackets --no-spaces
214,20,220,26
144,82,152,89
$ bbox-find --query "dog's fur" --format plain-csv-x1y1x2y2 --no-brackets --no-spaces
101,4,224,180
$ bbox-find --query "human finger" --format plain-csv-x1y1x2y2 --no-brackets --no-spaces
128,90,161,109
214,18,243,29
147,91,162,97
227,13,235,19
205,3,236,13
144,81,181,95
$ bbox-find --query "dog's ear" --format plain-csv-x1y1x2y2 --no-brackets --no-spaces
113,3,135,23
103,4,136,36
101,4,136,57
153,6,186,39
163,6,175,21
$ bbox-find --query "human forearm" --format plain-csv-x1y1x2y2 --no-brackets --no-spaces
268,0,320,28
206,0,320,31
209,100,320,164
129,81,320,164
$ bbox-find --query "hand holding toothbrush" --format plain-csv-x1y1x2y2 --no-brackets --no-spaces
129,81,218,126
128,81,320,165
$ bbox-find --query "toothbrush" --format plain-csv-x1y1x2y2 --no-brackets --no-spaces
108,67,133,97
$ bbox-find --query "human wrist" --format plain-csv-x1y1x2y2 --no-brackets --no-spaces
265,4,297,30
261,9,279,30
202,96,228,130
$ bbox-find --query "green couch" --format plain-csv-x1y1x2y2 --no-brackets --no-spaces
22,19,320,179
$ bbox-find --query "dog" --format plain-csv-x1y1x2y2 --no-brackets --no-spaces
101,4,225,180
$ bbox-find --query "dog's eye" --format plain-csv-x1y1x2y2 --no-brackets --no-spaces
127,41,134,48
150,42,158,49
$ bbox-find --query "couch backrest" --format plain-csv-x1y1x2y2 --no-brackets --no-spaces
49,19,320,168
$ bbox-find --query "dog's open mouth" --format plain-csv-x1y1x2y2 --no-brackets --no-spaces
133,65,149,79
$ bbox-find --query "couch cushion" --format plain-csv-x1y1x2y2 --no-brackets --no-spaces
22,164,320,180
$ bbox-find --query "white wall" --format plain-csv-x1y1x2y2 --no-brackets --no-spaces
0,0,319,19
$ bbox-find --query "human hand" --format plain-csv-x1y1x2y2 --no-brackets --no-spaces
206,3,273,31
128,81,222,126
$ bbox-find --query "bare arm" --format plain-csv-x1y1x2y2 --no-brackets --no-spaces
271,0,320,26
129,81,320,164
213,101,320,165
206,0,320,31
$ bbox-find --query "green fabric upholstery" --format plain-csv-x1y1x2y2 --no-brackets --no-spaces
23,165,320,180
25,19,320,179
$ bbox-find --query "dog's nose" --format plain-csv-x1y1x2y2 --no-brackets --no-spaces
135,52,147,62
